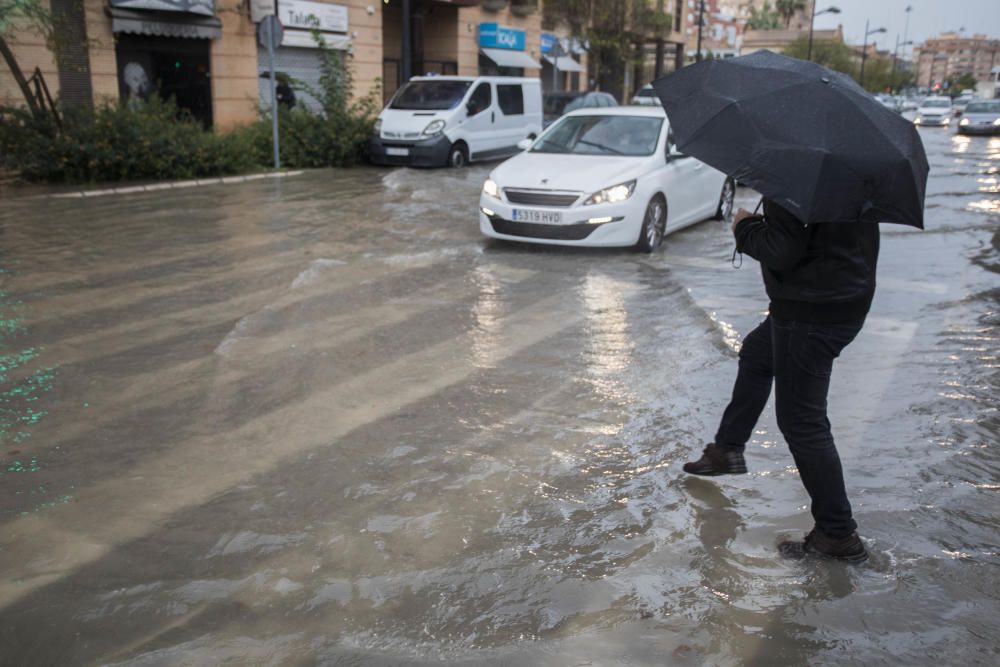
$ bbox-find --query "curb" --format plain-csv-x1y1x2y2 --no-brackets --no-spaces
24,170,306,200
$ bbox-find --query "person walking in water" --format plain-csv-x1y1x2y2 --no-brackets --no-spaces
682,199,878,562
653,51,927,564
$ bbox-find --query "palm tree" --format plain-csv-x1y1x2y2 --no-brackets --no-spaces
746,2,782,31
776,0,806,28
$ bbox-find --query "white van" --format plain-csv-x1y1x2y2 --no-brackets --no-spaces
368,76,543,168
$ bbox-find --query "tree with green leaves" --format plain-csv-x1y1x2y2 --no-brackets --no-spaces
775,0,806,29
746,2,782,31
783,37,911,93
543,0,670,100
946,72,977,94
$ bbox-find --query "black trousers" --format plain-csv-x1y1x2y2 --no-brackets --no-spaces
714,315,865,538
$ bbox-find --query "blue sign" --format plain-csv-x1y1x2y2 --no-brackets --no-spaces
541,33,555,54
479,23,525,51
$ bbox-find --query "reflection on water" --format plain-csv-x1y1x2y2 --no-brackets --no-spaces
579,271,636,404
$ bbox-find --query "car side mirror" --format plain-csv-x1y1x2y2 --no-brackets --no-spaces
517,138,533,151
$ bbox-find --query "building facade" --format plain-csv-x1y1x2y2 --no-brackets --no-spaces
913,32,1000,90
2,0,588,131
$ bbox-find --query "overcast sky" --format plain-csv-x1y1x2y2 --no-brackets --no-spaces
811,0,1000,56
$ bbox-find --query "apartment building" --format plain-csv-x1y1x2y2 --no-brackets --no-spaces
914,32,1000,89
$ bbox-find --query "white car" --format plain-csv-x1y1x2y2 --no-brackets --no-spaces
478,107,734,252
952,94,974,116
914,96,953,126
630,84,660,106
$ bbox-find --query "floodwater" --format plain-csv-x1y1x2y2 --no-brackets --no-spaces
0,127,997,666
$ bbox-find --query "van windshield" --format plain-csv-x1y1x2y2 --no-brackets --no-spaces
390,81,472,110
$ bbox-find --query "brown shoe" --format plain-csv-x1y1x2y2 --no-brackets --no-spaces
682,443,748,476
778,529,868,563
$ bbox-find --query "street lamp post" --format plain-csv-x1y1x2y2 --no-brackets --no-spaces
807,5,841,62
891,36,913,93
859,20,887,89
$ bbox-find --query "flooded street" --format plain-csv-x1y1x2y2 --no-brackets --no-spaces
1,127,998,665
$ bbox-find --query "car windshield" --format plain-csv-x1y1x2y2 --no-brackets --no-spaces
923,99,950,108
390,81,472,110
966,101,1000,113
544,94,580,117
532,115,663,156
634,88,657,98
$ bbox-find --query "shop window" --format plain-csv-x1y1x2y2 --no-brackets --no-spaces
498,84,524,115
116,35,212,128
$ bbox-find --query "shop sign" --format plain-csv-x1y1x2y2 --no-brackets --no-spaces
277,0,348,34
281,29,350,49
479,23,525,51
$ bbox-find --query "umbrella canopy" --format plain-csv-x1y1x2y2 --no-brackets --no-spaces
652,51,928,228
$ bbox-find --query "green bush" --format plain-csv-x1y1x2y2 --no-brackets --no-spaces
0,98,257,183
248,32,380,169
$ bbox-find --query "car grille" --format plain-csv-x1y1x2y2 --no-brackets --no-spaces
382,131,421,140
489,218,598,240
503,189,581,207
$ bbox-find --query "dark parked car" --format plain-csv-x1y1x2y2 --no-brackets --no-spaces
543,91,618,127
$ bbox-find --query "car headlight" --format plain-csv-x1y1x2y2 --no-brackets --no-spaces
374,118,382,135
422,119,445,136
960,118,970,126
483,178,499,198
583,179,636,205
943,117,950,124
914,116,922,125
994,118,1000,126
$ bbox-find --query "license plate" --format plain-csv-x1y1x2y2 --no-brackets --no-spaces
511,208,562,224
385,147,409,156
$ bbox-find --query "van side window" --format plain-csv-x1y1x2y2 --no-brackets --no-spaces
468,83,491,115
498,85,524,115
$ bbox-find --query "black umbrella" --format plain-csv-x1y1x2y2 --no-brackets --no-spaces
652,50,928,228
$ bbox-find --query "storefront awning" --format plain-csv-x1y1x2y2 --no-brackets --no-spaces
108,6,222,39
480,48,541,70
542,55,584,73
110,0,214,17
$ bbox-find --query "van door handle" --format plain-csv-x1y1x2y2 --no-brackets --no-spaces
492,112,495,123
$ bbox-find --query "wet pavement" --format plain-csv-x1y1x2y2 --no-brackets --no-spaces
0,126,998,665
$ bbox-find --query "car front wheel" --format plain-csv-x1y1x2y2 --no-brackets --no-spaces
635,195,667,253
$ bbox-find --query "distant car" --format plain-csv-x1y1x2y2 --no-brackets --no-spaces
952,94,974,116
479,107,734,252
957,99,1000,135
914,96,952,127
543,91,617,128
631,84,660,106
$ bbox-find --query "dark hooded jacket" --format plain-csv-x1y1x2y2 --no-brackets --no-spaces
733,199,879,323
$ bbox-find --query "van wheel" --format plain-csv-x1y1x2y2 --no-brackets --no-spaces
635,195,667,253
447,142,468,168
